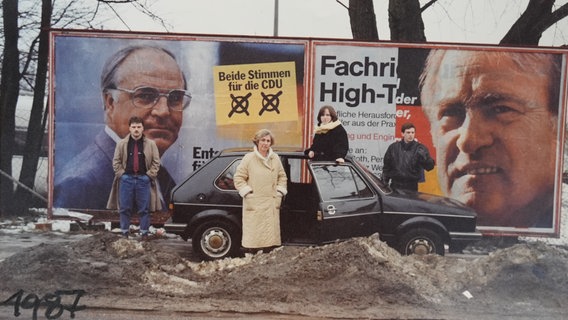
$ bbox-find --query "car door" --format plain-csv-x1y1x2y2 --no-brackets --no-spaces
310,163,380,242
279,156,320,243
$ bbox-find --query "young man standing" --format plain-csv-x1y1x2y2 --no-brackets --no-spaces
382,123,435,191
107,116,161,239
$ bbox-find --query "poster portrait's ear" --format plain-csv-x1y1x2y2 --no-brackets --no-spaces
102,90,115,111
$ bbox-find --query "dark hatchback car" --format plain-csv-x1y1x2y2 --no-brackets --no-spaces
165,148,481,260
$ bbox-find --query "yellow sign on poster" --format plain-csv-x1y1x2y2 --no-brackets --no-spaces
214,61,299,125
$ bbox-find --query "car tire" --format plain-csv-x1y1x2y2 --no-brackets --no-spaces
398,228,445,256
192,220,240,261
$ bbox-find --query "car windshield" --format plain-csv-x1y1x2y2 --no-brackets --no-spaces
354,160,392,193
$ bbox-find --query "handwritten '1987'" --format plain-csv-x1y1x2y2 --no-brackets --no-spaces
1,289,86,319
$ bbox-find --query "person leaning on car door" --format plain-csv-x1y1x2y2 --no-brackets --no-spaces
233,129,288,253
304,105,350,163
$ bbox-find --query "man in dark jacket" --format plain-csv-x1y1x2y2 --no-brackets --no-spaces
382,123,435,191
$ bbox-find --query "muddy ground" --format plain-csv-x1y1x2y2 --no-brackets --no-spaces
0,230,567,320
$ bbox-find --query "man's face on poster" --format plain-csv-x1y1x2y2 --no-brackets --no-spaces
421,51,558,227
104,48,186,155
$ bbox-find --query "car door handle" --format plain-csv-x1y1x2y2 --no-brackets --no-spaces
326,204,336,215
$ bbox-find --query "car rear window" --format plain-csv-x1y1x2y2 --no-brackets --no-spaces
215,160,241,190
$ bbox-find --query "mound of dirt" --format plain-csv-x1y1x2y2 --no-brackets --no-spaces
1,232,567,319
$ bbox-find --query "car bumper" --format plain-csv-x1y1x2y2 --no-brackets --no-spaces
163,220,188,234
449,230,483,244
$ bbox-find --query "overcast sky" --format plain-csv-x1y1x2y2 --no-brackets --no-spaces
97,0,568,47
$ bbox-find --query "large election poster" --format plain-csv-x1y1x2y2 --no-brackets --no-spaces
312,41,567,235
49,31,307,214
49,31,567,237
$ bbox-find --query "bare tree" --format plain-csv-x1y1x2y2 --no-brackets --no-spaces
345,0,568,46
13,0,52,215
345,0,427,42
501,0,568,45
388,0,426,42
0,0,21,216
346,0,378,41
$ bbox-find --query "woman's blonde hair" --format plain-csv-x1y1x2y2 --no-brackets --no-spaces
252,129,275,146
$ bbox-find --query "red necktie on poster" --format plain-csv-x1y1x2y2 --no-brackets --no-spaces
133,142,139,173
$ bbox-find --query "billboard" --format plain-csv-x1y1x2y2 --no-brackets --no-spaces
49,31,307,214
312,40,567,235
49,30,567,236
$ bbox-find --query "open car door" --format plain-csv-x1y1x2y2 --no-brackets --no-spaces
309,162,381,242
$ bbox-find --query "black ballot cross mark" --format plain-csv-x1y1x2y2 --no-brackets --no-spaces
228,92,252,117
228,90,284,118
259,90,282,116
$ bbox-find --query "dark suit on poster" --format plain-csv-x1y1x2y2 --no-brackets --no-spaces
54,130,176,210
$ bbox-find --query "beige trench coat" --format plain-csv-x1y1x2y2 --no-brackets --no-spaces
106,135,162,212
234,147,288,249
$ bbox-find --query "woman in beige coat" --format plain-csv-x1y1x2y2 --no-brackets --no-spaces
234,129,288,252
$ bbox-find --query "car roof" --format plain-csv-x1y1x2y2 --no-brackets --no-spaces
218,147,307,157
217,148,358,163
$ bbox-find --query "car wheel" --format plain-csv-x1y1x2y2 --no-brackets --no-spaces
398,228,445,256
192,220,240,261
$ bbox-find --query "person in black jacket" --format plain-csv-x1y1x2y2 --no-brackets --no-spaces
305,105,349,163
382,122,435,191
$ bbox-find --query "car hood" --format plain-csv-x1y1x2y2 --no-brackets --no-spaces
383,189,477,217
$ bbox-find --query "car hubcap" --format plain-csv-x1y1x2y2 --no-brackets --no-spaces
203,229,230,254
408,239,433,255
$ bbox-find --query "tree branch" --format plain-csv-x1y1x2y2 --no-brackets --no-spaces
336,0,349,10
420,0,437,13
538,3,568,32
97,0,135,3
